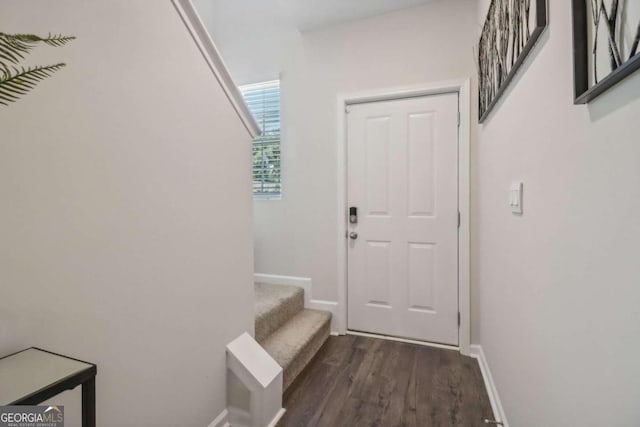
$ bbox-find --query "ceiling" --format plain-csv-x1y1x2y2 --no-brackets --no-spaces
275,0,436,32
193,0,437,84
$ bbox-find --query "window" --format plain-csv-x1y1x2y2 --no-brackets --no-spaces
240,80,281,198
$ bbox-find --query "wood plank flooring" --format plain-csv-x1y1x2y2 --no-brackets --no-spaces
278,335,494,427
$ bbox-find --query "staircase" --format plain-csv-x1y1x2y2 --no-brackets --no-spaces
255,282,331,391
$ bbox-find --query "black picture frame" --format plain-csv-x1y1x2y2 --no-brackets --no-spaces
572,0,640,104
478,0,548,123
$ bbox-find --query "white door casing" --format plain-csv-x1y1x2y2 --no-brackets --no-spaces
346,93,459,345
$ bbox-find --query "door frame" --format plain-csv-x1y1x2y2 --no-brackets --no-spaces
336,79,471,355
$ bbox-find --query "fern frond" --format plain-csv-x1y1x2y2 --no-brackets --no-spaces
0,63,66,106
0,33,76,66
40,33,77,47
0,33,36,65
5,33,76,47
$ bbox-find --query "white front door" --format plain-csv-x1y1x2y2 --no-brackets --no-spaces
346,93,459,345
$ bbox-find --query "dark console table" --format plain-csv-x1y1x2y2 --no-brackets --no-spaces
0,347,97,427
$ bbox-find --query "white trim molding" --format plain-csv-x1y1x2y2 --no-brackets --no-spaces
336,79,472,354
207,409,230,427
254,274,339,333
470,345,509,427
266,408,287,427
171,0,260,138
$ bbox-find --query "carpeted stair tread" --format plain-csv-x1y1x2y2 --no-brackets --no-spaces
261,308,331,391
255,283,304,343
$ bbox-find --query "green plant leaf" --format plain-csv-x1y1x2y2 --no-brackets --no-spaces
39,34,77,47
0,34,34,65
0,33,76,66
0,63,66,105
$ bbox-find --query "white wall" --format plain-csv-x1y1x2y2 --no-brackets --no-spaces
194,0,640,423
201,0,479,302
0,2,254,426
192,0,300,85
474,0,640,425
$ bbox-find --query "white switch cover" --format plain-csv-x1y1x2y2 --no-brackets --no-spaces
510,182,523,214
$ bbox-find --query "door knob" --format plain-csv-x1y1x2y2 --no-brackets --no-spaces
349,232,358,240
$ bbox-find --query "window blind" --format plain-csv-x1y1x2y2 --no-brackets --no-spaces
240,80,281,197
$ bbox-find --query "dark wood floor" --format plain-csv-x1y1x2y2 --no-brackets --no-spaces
278,335,493,427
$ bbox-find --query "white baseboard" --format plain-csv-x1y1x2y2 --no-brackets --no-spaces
266,408,286,427
254,273,339,333
255,273,311,289
470,344,508,427
226,406,284,427
207,409,230,427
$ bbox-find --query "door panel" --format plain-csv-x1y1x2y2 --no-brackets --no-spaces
408,112,436,216
347,93,459,345
408,242,436,312
364,117,391,216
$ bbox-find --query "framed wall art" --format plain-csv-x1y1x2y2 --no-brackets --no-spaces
572,0,640,104
478,0,548,123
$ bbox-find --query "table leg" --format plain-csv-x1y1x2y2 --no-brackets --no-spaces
81,377,96,427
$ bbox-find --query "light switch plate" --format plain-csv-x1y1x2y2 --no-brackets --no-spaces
509,182,523,214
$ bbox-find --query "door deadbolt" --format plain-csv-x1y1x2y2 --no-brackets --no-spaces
349,207,358,224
